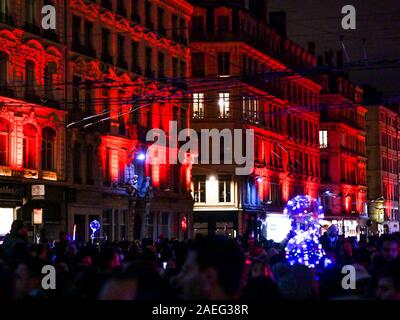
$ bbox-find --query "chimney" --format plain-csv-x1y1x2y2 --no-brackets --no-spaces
308,42,316,56
269,11,286,38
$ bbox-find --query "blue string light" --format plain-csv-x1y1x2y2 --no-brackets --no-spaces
284,195,327,268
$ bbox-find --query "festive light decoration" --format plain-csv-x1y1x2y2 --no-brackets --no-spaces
284,195,327,268
90,220,101,242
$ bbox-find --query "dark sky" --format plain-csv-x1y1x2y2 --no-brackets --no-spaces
268,0,400,101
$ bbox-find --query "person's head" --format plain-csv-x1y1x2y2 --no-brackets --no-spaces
14,259,46,299
10,220,28,239
241,276,281,300
99,260,169,300
249,260,273,280
59,231,69,242
376,267,400,300
99,247,122,272
379,235,398,262
178,236,245,300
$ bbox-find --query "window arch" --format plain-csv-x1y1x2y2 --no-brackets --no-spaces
0,51,8,88
73,142,81,183
44,62,57,99
41,127,56,171
23,123,37,168
25,60,35,96
0,118,10,166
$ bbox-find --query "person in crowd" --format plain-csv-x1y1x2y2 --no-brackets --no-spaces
2,220,29,263
369,234,400,276
376,266,400,300
176,236,245,300
14,258,48,300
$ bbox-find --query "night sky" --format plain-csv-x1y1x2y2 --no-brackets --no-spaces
268,0,400,101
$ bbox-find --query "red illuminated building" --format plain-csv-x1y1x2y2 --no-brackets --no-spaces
0,0,194,242
188,1,321,239
318,52,368,237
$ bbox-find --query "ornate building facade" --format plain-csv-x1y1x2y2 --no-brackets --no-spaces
0,0,194,242
318,57,368,237
0,0,66,240
188,1,321,240
366,103,400,234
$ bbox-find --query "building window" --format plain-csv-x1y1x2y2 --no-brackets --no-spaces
85,80,93,115
101,28,111,62
73,142,81,183
131,0,140,22
180,61,186,79
218,92,230,118
172,14,178,41
117,35,127,68
72,15,81,49
191,52,205,77
25,60,35,96
72,76,81,111
44,62,56,99
157,7,165,35
84,20,94,53
217,52,230,77
25,0,35,26
191,16,204,37
145,47,153,77
192,93,204,119
193,176,206,203
131,41,139,73
179,18,187,44
217,16,230,33
219,175,231,203
23,124,37,169
0,118,9,166
86,145,94,185
104,147,111,186
41,127,56,171
145,1,152,29
319,130,328,148
0,52,8,87
172,57,178,79
117,0,126,17
158,52,165,79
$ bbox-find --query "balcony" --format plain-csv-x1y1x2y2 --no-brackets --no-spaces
190,31,281,61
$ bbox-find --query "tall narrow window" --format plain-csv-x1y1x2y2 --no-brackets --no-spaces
0,118,9,166
131,0,140,22
44,62,56,99
0,52,8,88
72,76,81,111
101,28,111,62
84,20,94,54
104,147,111,186
172,14,178,41
319,130,328,148
117,35,126,68
86,145,94,185
25,0,35,26
180,61,186,79
145,47,153,77
145,1,152,29
219,175,231,203
41,127,56,171
23,124,37,169
85,80,93,115
217,16,229,33
172,58,178,79
72,15,81,50
179,18,187,44
191,16,204,37
191,52,205,77
158,52,165,79
25,60,35,96
218,92,230,118
73,142,81,183
192,93,204,119
193,176,206,203
157,7,165,35
117,0,126,17
217,53,230,77
131,41,139,73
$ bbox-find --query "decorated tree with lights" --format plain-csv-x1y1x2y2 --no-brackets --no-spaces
284,195,327,268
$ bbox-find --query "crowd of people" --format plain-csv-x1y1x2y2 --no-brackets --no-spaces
1,219,400,301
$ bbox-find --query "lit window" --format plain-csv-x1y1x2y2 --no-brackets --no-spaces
23,124,37,169
0,118,9,166
218,92,230,118
192,93,204,119
319,130,328,148
218,175,231,203
193,176,206,203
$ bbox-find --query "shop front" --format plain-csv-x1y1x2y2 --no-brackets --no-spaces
193,211,238,237
0,183,24,242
